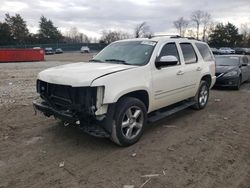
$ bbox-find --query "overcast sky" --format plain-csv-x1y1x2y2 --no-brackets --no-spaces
0,0,250,38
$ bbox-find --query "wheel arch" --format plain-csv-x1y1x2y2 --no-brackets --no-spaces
116,90,150,111
201,74,212,87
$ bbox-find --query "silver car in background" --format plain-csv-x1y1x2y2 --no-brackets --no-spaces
219,47,235,54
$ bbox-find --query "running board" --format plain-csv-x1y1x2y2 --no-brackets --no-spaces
147,101,196,123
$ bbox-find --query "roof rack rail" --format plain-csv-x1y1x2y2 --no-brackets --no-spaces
149,35,200,41
149,34,181,39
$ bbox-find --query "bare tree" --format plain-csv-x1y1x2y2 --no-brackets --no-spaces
201,12,211,41
173,17,189,37
240,23,250,46
100,30,130,44
206,22,216,42
186,29,196,38
64,27,89,43
191,10,204,40
135,22,152,38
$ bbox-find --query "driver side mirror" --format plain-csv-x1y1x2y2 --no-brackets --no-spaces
155,55,179,69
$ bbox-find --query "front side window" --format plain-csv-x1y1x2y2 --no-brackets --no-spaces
180,43,197,64
92,41,156,66
195,43,214,62
158,43,180,64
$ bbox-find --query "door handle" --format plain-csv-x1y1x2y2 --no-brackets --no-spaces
196,67,202,71
177,70,184,75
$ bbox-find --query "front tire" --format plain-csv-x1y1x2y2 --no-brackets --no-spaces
111,97,147,147
234,76,241,90
191,80,209,110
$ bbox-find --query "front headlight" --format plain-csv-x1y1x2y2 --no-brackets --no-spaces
96,86,105,108
224,71,238,77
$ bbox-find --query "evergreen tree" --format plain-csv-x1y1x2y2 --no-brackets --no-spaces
38,16,63,43
5,13,29,44
0,22,14,45
209,22,242,47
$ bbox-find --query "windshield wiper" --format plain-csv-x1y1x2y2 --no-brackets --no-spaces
105,59,126,62
105,59,132,65
89,59,104,63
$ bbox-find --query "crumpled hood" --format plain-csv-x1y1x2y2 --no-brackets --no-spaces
216,65,238,74
38,62,136,87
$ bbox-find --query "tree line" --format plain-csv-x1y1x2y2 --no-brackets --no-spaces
173,10,249,47
0,12,250,47
0,14,63,45
0,14,92,45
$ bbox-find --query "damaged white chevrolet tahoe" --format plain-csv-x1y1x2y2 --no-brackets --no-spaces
33,36,216,146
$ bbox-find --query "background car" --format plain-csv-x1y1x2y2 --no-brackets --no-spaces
215,55,250,90
55,48,63,54
44,47,54,55
219,47,235,54
234,47,250,55
32,47,41,49
80,46,90,53
210,47,221,55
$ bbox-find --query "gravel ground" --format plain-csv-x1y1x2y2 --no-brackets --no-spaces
0,53,250,188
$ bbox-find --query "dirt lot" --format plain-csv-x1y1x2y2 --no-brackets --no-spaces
0,53,250,188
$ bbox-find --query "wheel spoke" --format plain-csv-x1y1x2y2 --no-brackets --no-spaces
122,120,130,128
126,108,133,119
134,122,142,129
125,127,133,138
133,109,141,119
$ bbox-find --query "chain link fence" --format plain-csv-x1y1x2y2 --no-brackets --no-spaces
0,43,107,52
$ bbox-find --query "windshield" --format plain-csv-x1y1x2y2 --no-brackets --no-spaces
91,41,156,65
215,56,240,66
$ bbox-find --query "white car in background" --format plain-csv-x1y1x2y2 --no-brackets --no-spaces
219,47,235,54
80,46,90,53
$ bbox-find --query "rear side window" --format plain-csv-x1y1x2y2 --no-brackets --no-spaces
159,43,180,64
195,43,213,61
180,43,197,64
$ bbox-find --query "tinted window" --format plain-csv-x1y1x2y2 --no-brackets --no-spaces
180,43,197,64
159,43,180,64
242,56,249,64
195,43,213,61
215,56,239,66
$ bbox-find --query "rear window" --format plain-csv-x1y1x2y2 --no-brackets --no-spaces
180,43,197,64
195,43,213,62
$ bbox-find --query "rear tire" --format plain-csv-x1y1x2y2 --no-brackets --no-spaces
111,97,147,147
191,80,209,110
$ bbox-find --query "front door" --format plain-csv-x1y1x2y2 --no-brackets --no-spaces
151,42,189,110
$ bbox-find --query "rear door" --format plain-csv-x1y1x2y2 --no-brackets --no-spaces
178,42,202,97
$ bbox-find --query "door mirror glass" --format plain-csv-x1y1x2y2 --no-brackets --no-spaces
155,55,179,68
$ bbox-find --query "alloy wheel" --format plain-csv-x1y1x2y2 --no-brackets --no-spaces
121,106,144,140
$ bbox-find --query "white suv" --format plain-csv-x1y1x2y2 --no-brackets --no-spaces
80,46,90,53
34,36,216,146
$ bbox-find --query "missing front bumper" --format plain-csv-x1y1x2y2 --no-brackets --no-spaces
33,100,111,138
33,100,79,124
